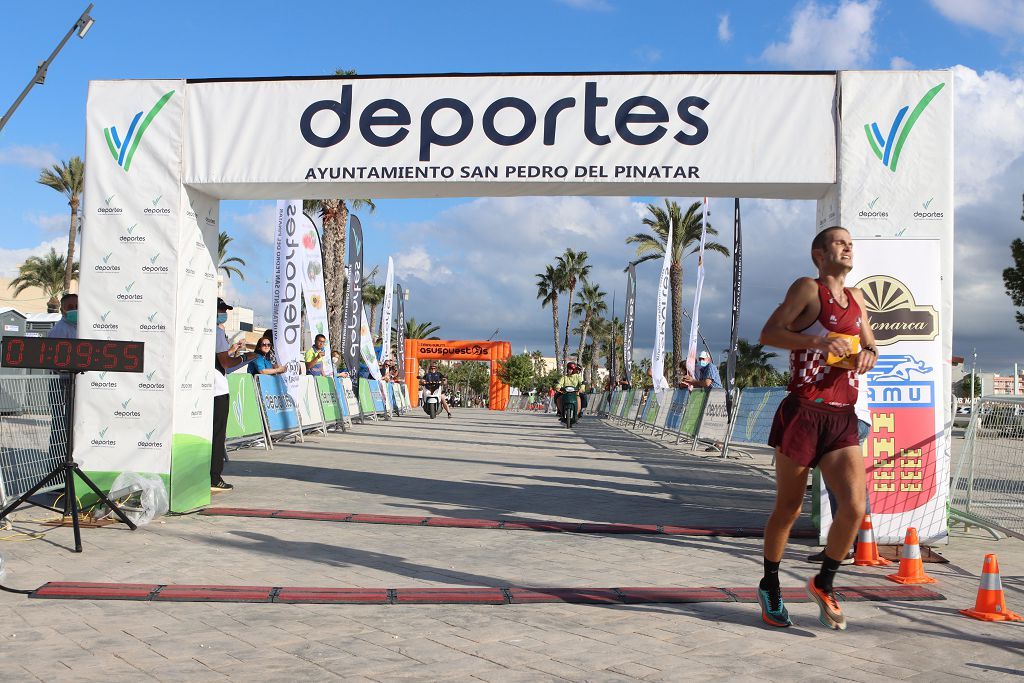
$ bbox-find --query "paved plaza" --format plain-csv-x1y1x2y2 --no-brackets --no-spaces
1,409,1022,682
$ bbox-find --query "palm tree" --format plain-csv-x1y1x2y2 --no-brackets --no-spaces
9,248,77,312
626,200,729,384
37,156,84,294
555,249,590,367
303,69,376,350
572,282,607,363
402,317,441,340
535,264,564,362
217,231,246,280
362,281,385,335
733,339,781,388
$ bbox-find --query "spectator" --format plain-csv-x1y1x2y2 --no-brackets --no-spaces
248,335,287,375
678,351,722,390
331,350,343,374
304,334,328,376
212,298,255,492
48,293,78,339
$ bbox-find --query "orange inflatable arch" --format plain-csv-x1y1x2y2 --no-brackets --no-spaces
404,339,512,410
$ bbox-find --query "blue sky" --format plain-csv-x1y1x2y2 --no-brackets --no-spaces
2,0,1023,371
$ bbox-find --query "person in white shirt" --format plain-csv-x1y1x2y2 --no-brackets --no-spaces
211,298,257,491
48,293,78,339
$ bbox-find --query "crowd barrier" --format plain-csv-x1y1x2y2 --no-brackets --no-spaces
0,374,67,507
950,396,1024,540
594,386,790,455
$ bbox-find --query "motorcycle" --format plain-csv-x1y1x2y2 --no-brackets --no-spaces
561,386,578,428
423,382,443,419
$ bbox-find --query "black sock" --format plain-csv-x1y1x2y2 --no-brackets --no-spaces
759,558,781,591
814,554,842,592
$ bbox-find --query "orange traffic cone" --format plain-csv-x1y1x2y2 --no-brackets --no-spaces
961,554,1022,622
886,527,937,584
853,515,892,567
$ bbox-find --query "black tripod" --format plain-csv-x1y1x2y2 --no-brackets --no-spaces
0,371,136,552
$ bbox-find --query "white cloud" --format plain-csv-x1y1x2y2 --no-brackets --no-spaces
634,46,662,63
718,14,732,43
393,246,453,282
890,55,914,70
25,212,69,234
952,65,1024,207
557,0,613,10
0,238,67,278
929,0,1024,36
0,144,59,169
761,0,878,69
226,204,277,245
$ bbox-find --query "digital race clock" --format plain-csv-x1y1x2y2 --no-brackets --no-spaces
1,337,144,373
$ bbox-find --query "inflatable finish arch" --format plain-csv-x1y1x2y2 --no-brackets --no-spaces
404,340,512,410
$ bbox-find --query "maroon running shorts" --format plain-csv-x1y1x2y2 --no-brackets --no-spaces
768,394,859,467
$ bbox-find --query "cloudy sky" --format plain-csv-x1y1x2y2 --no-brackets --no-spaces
1,0,1022,372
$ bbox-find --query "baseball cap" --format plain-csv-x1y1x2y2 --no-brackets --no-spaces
217,297,233,310
698,350,711,360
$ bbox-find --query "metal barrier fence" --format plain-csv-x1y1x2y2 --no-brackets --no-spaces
950,395,1024,540
722,387,788,457
0,374,68,507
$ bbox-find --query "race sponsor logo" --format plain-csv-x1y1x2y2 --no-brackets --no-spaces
865,83,944,173
89,370,118,390
113,397,141,420
856,275,938,345
119,223,145,243
142,252,169,274
116,281,142,302
96,192,123,215
94,251,120,273
139,310,166,333
138,369,166,392
91,310,119,332
858,196,888,220
103,90,175,173
913,197,944,221
138,426,164,449
91,426,117,448
144,194,172,216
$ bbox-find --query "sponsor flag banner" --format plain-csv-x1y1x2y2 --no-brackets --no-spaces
380,256,395,361
623,265,636,380
359,306,384,382
272,200,303,408
820,238,946,544
685,198,709,377
396,283,406,375
651,220,672,391
341,215,364,375
298,211,333,375
725,198,742,421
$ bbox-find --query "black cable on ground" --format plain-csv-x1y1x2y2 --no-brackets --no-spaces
0,583,33,595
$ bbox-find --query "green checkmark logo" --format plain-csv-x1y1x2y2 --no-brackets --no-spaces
104,194,115,206
145,428,156,440
152,194,162,206
99,427,109,438
923,197,933,209
100,311,111,321
127,224,137,235
868,197,879,209
102,252,113,263
125,282,135,293
147,311,159,322
121,398,132,409
150,253,160,264
146,370,156,380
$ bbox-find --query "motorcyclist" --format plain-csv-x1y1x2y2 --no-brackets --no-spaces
555,362,586,422
420,363,453,418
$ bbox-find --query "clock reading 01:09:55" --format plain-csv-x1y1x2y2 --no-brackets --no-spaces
0,337,145,373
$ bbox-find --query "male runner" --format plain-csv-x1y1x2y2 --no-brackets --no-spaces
756,226,877,630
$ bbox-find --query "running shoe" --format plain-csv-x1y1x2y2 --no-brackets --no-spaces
756,585,792,627
806,577,846,630
806,549,854,565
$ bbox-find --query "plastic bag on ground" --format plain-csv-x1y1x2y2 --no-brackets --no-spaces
99,472,169,526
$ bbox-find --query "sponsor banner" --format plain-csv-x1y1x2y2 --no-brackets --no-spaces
680,390,707,437
686,198,709,377
396,283,406,375
184,73,837,198
825,70,954,478
341,215,364,375
619,389,635,419
272,200,304,408
340,376,361,417
77,79,186,478
695,389,729,444
298,211,334,375
368,380,387,413
316,376,342,424
386,382,398,412
725,198,742,421
226,373,264,440
623,265,636,378
297,375,324,429
359,306,384,381
651,220,672,391
641,390,660,425
666,389,689,432
256,374,300,434
357,378,376,414
380,256,395,362
730,388,788,446
820,238,946,544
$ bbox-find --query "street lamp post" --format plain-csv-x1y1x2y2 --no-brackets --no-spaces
0,4,95,135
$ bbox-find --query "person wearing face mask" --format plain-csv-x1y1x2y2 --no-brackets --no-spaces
678,351,723,390
210,298,253,492
48,293,78,339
